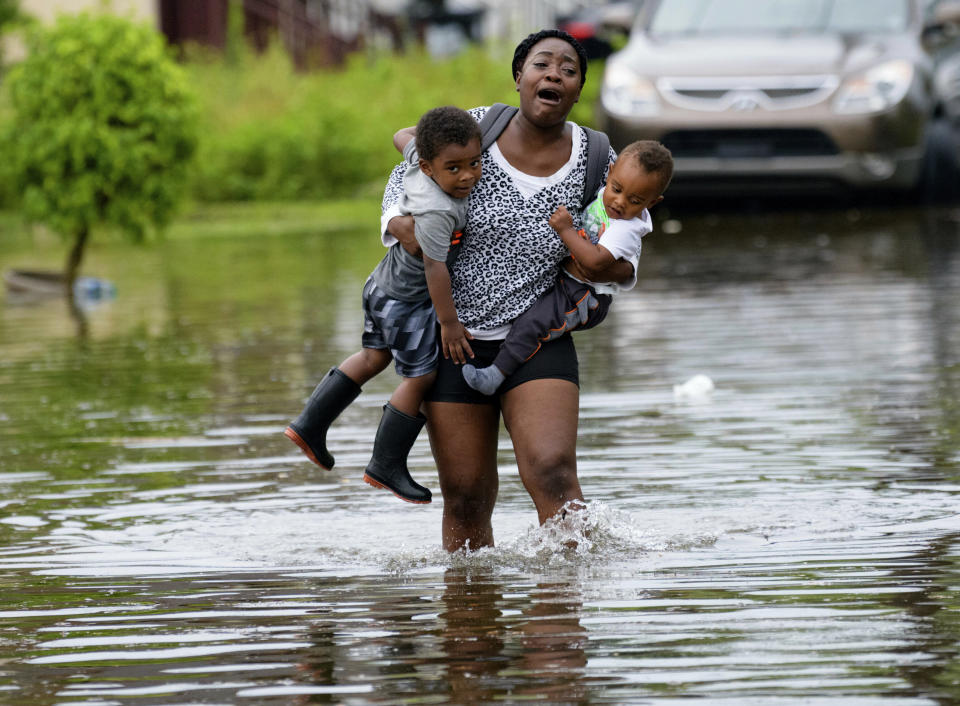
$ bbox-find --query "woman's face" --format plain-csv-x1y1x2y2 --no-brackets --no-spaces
515,38,582,127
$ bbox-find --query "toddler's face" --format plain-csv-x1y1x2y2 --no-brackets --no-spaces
602,158,664,221
420,137,483,199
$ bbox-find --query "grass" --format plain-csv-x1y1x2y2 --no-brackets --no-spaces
165,198,382,240
0,37,608,232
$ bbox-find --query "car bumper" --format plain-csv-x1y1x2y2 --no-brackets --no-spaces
669,148,924,191
598,104,927,191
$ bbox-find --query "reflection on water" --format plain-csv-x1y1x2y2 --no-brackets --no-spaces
0,205,959,703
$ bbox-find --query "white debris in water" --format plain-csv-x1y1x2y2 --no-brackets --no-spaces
661,219,683,234
673,374,715,402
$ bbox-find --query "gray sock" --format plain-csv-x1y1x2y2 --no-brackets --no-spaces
462,364,506,395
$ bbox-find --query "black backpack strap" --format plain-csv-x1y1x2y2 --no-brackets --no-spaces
478,103,518,152
581,126,611,209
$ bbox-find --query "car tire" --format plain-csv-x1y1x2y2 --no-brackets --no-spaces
920,119,960,205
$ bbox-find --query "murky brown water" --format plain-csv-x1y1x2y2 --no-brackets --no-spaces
0,205,958,704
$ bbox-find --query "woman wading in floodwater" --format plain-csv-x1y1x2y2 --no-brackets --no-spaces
382,30,629,551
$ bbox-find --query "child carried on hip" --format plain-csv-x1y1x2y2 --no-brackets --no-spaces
462,140,674,395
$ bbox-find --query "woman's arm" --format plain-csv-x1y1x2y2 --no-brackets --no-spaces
387,215,420,257
381,150,421,256
393,127,416,154
424,255,473,364
591,257,635,284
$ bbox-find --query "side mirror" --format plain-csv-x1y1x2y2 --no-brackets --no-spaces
923,2,960,43
934,1,960,25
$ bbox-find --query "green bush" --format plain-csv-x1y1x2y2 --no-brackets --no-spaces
0,34,606,209
3,12,198,282
184,42,603,202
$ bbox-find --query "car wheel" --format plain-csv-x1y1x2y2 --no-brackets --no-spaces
920,119,960,205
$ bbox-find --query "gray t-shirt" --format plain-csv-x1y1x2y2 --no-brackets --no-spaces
371,141,469,301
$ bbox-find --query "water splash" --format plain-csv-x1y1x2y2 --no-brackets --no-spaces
380,500,720,575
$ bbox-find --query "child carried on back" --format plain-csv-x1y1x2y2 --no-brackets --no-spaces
284,106,481,504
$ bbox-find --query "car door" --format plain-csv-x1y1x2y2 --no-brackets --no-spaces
924,0,960,124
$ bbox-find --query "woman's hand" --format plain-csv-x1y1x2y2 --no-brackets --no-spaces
439,320,475,365
591,257,634,284
387,215,421,257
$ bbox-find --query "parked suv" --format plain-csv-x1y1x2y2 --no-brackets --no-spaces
595,0,960,197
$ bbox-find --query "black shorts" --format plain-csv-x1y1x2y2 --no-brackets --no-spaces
424,331,579,405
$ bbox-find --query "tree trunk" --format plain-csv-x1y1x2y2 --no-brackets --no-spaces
64,226,89,299
64,226,90,338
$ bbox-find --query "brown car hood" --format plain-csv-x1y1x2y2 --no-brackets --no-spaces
619,34,915,77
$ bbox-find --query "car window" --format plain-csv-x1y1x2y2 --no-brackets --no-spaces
649,0,910,35
827,0,909,31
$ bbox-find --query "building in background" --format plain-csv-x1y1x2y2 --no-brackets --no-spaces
14,0,372,66
19,0,154,24
11,0,621,66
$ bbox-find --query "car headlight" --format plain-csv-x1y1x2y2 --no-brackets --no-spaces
832,60,914,114
601,61,660,117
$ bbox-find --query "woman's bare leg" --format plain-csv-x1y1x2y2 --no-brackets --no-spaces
501,378,583,524
424,400,501,552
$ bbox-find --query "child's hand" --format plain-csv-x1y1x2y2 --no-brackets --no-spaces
549,205,574,234
440,321,475,365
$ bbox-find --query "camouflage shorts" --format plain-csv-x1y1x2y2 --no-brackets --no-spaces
361,277,438,379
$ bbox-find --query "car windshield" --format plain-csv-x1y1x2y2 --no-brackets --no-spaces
648,0,911,35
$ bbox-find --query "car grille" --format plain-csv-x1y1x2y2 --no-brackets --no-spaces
661,129,840,158
658,76,838,111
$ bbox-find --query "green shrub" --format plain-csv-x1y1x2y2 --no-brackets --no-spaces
4,12,198,284
184,41,603,202
0,33,606,210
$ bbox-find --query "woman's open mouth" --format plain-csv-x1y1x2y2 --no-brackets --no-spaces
536,88,563,105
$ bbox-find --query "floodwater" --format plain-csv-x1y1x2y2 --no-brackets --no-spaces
0,204,959,704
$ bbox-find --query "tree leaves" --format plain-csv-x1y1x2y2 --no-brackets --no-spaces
5,12,199,242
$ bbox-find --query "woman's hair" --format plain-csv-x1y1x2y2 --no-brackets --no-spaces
512,29,588,88
415,106,482,162
619,140,675,193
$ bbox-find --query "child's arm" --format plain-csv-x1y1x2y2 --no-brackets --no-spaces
423,255,474,364
549,206,617,278
393,127,416,154
549,206,635,283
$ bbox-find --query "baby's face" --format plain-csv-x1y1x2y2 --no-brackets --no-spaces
420,137,483,199
602,158,664,221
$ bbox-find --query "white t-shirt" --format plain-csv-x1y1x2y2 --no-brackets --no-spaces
592,209,652,294
569,186,652,295
487,124,582,199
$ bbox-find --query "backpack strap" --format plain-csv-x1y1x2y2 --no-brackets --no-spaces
478,103,518,152
581,126,611,210
479,103,611,209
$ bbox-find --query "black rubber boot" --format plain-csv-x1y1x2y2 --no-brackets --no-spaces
363,403,432,504
284,367,361,469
